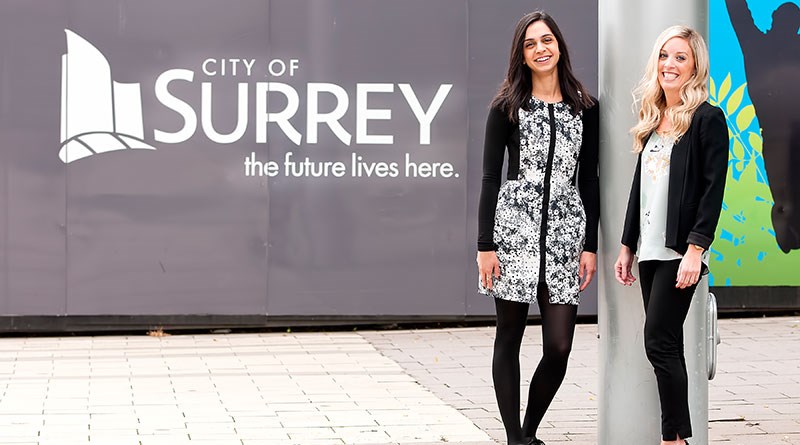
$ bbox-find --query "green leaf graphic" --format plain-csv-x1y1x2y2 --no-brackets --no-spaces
718,73,732,102
731,159,743,175
726,83,747,116
748,131,762,152
710,76,717,100
732,137,745,159
736,104,756,130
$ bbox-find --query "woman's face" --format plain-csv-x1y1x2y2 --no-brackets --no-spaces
523,21,560,76
657,37,695,95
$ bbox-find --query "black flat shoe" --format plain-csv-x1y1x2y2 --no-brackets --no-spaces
527,439,545,445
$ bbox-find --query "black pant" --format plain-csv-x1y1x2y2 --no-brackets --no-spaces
639,259,698,441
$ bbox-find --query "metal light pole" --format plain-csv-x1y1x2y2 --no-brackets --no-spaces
598,1,714,443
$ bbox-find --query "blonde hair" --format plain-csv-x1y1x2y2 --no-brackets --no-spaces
630,25,709,153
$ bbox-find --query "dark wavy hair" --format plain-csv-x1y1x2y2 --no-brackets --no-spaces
491,10,595,121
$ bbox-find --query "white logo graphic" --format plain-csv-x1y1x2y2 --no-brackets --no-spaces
59,30,155,163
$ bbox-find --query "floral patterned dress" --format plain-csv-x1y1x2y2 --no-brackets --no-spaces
477,96,599,305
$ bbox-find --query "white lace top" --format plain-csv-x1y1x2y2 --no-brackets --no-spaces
638,133,682,262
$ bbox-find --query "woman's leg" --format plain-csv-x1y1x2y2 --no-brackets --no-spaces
641,260,696,441
521,284,578,441
493,298,530,444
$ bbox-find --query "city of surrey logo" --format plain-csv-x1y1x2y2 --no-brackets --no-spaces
57,30,455,168
59,30,155,164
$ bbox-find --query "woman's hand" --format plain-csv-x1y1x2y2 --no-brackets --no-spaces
476,251,501,290
676,246,703,289
614,245,636,286
579,252,597,291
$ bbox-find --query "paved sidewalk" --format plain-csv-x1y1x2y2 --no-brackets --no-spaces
0,317,797,444
365,317,800,444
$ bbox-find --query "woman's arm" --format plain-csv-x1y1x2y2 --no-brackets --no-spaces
621,155,642,253
677,106,728,289
578,102,600,253
577,102,600,291
477,106,512,252
686,106,729,250
477,106,512,290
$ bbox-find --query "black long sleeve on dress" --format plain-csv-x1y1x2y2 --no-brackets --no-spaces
477,106,517,252
577,103,600,253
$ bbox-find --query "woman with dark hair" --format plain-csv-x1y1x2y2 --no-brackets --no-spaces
476,10,599,445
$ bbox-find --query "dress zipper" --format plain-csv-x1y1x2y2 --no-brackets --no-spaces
539,103,557,282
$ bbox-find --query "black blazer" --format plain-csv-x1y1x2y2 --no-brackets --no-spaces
621,102,728,255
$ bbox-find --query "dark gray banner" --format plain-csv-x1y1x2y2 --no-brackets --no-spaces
0,0,597,321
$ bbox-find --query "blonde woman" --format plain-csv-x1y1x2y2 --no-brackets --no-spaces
614,26,728,445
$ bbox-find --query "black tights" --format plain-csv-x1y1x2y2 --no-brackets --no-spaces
492,285,578,445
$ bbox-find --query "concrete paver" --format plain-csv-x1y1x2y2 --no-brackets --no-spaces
364,317,800,444
0,317,796,444
0,331,489,444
